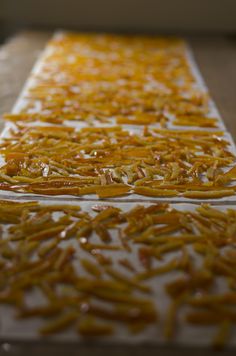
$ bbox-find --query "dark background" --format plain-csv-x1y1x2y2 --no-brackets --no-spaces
1,0,236,43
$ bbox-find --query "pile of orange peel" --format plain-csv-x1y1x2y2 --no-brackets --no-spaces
0,200,235,348
5,34,215,128
0,33,236,348
0,125,235,198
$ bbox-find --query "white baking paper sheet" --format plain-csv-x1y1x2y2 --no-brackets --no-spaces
0,120,236,202
1,32,235,201
0,198,235,348
8,32,228,133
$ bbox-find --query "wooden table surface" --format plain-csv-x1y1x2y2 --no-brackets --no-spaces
0,32,236,137
0,31,236,356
